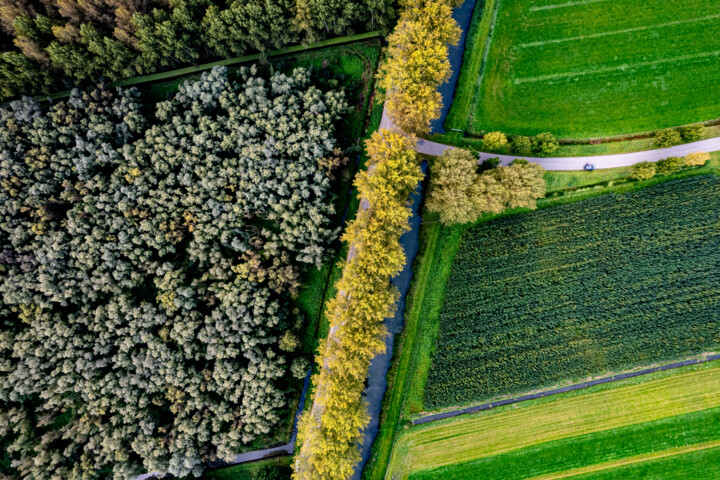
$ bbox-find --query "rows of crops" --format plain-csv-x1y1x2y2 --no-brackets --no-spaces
425,176,720,409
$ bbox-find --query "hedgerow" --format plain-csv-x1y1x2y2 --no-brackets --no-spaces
0,65,347,479
424,176,720,409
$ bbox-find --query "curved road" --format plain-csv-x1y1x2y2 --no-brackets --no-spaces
382,107,720,170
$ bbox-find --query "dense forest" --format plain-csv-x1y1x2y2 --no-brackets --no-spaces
0,0,395,99
0,65,348,479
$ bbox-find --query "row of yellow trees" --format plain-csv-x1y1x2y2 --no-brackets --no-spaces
293,130,423,479
379,0,462,135
294,1,460,478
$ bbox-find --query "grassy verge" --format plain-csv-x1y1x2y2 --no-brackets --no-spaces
195,457,292,480
444,0,498,131
543,167,632,193
292,41,383,353
388,361,720,478
363,213,464,479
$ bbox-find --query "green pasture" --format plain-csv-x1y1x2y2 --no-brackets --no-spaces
387,362,720,479
456,0,720,137
411,407,720,480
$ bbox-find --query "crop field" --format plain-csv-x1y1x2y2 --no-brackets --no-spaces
463,0,720,137
424,175,720,409
387,362,720,479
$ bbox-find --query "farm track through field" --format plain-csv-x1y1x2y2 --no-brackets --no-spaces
519,14,720,48
514,50,720,84
529,0,608,12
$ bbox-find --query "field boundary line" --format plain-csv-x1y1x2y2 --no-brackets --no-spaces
525,439,720,480
519,14,720,48
411,354,720,425
514,50,720,84
466,0,502,128
529,0,607,11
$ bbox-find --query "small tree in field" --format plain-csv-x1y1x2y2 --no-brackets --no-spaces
678,123,706,142
482,131,508,152
655,128,681,148
684,152,710,166
511,135,532,156
630,161,657,180
427,148,481,225
532,132,559,155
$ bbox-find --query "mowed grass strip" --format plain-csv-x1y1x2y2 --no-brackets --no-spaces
408,405,720,479
425,176,720,409
567,446,720,480
387,364,720,479
469,0,720,137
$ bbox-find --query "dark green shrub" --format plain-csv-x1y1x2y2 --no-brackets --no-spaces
677,123,706,142
655,156,686,176
532,132,559,155
511,135,532,156
655,128,682,148
256,464,293,480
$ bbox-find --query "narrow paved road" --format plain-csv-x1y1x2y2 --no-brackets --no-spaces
412,354,720,426
382,107,720,170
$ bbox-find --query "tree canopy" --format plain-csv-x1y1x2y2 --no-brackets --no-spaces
427,149,547,225
0,65,348,479
0,0,395,100
293,130,422,480
378,0,460,135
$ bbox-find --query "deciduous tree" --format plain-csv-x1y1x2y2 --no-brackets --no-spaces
378,0,460,135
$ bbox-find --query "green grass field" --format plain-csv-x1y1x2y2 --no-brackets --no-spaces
425,175,720,409
460,0,720,137
387,362,720,479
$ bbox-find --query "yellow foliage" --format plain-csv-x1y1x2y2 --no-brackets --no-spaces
378,0,461,135
124,167,141,183
684,151,711,166
294,130,422,480
427,149,546,225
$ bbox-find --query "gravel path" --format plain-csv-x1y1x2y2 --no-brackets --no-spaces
412,354,720,426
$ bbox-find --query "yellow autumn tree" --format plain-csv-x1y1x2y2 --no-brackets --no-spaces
378,0,461,135
293,130,423,480
427,149,546,225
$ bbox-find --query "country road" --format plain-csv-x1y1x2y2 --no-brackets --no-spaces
381,107,720,170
